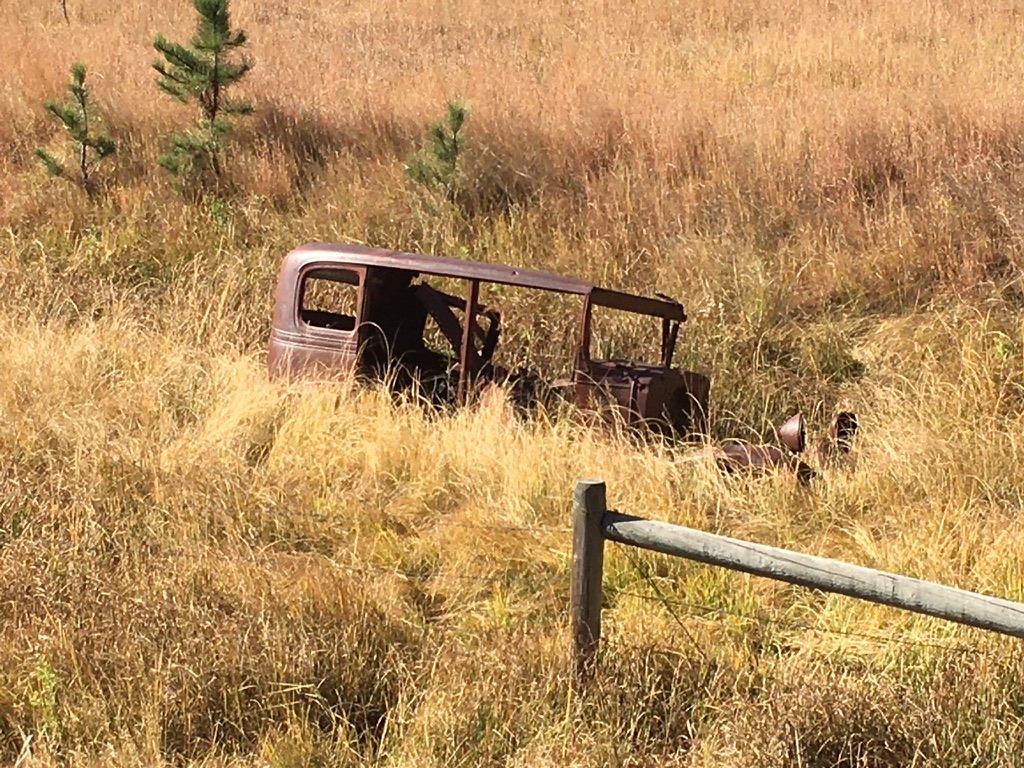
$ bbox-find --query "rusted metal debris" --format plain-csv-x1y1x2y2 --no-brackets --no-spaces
717,411,859,482
267,242,857,479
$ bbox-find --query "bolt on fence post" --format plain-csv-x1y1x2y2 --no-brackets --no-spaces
571,479,606,681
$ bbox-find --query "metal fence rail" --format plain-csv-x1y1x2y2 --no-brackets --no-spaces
570,479,1024,677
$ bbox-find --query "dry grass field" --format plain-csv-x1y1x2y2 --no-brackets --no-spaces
5,0,1024,765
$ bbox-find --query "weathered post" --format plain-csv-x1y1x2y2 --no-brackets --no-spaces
571,479,606,680
457,279,480,405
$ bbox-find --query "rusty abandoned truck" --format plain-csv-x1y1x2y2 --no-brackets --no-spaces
268,243,857,477
269,242,711,437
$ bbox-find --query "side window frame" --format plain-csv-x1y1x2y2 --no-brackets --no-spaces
295,264,366,336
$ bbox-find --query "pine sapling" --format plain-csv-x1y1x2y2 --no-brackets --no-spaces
35,63,116,199
406,100,468,204
153,0,253,187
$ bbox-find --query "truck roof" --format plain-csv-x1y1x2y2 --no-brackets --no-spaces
282,243,686,321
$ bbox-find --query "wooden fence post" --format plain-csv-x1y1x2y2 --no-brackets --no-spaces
571,479,606,680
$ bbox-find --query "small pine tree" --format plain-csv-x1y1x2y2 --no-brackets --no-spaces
35,63,116,199
406,101,468,204
153,0,252,185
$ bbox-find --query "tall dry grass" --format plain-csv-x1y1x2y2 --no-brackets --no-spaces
7,0,1024,300
3,307,1024,766
4,0,1024,765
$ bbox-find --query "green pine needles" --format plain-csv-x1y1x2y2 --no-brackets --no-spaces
35,63,116,199
153,0,253,187
407,100,468,204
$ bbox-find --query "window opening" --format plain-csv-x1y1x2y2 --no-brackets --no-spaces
300,268,360,331
589,305,663,367
476,283,579,381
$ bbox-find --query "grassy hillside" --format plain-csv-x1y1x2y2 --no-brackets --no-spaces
3,1,1024,765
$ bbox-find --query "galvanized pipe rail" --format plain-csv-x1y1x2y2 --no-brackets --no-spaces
570,479,1024,677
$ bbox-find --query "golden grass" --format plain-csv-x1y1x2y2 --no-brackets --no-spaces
4,0,1024,765
7,0,1024,298
2,308,1024,766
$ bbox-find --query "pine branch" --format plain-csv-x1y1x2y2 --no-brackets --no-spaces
221,100,253,116
34,148,64,177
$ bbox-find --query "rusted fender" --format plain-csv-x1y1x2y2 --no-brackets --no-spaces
717,443,816,483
